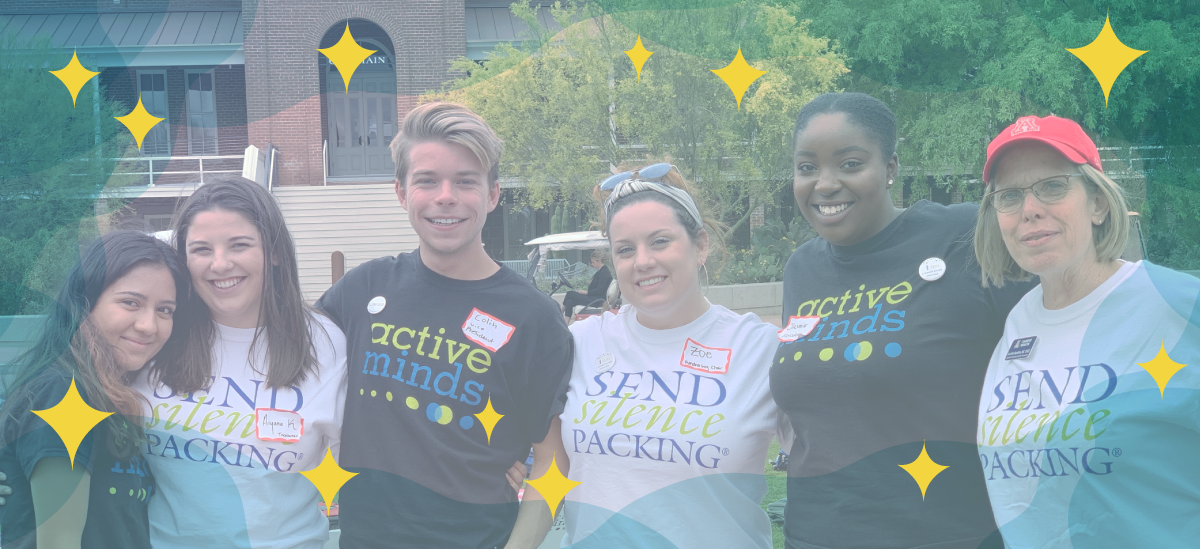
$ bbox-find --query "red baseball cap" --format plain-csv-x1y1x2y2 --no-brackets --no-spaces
982,115,1103,184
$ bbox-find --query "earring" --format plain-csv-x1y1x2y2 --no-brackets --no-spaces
699,263,710,297
887,179,894,186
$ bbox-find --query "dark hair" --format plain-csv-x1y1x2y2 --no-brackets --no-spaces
793,92,898,158
1,230,191,457
162,176,324,392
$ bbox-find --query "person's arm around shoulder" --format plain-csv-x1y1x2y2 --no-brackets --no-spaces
29,457,89,549
504,417,569,549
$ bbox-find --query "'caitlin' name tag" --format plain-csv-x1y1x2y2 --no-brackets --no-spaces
1005,336,1037,360
778,316,820,342
255,408,304,442
680,338,732,374
462,308,516,352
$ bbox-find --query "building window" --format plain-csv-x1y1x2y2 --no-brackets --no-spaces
143,214,173,231
135,71,170,156
186,71,218,156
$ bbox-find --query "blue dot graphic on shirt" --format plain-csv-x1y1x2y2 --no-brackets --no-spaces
844,341,873,361
885,342,902,357
425,402,454,425
460,416,474,430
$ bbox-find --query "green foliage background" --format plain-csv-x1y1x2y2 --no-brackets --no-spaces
0,36,132,315
2,0,1196,312
435,0,1199,281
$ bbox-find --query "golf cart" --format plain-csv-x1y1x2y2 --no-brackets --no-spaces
524,231,617,323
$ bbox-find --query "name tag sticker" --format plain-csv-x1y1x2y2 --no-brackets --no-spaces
462,308,516,352
778,316,820,342
255,408,304,442
680,338,732,374
1005,336,1038,360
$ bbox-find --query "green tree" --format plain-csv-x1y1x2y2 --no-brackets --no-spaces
432,0,845,238
0,34,132,314
783,0,1200,267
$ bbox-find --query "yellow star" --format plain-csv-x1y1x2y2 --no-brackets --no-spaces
710,45,767,110
524,455,581,520
625,34,654,80
114,98,165,152
48,49,99,107
1066,14,1148,106
1137,343,1187,398
31,375,111,468
318,22,377,92
299,446,358,512
898,441,948,500
474,394,505,445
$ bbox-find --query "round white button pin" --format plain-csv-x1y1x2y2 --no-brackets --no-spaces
919,257,946,281
595,353,615,373
367,296,387,314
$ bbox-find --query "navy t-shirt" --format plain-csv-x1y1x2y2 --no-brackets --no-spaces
769,201,1035,549
316,249,574,549
0,368,154,549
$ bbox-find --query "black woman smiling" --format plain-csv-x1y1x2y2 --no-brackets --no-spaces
768,92,1035,549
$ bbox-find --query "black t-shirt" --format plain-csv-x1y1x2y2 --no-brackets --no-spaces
0,368,153,549
586,265,612,298
769,201,1034,549
315,249,574,549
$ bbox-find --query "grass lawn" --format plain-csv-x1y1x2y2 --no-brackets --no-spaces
762,438,788,549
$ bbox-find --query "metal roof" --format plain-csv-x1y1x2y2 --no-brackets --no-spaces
465,6,560,60
0,10,243,66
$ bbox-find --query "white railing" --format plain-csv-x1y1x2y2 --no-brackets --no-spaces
111,155,245,186
499,258,569,280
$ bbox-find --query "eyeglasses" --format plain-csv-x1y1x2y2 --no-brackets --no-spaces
600,163,673,190
986,173,1082,213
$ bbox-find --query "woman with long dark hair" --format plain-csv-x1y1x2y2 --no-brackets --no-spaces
0,230,191,548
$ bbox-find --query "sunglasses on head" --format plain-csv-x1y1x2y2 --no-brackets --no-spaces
600,163,673,191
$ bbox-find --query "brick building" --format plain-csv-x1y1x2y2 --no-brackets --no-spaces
3,0,567,300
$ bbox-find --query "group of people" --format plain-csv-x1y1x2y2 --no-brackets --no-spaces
0,92,1195,549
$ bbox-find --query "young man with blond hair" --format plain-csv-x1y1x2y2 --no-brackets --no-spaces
316,102,572,549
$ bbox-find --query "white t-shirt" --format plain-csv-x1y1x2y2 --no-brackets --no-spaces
560,303,791,549
132,314,348,549
977,261,1200,548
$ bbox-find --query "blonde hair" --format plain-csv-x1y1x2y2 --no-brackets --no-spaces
976,163,1130,287
390,102,504,187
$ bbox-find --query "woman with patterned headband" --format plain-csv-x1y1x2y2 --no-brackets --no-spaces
504,162,792,549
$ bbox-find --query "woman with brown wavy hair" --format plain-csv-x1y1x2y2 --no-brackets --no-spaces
130,176,348,549
0,230,191,549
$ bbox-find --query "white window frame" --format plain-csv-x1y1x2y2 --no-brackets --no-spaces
134,69,170,156
184,69,219,156
143,214,174,231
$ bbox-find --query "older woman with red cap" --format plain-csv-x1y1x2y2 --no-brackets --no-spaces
974,115,1200,548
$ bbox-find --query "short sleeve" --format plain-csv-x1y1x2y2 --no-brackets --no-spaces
315,269,352,330
516,320,574,444
9,374,97,478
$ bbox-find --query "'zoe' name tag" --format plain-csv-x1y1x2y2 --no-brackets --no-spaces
1005,336,1037,360
680,338,732,374
255,408,304,442
778,316,820,342
462,308,516,352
